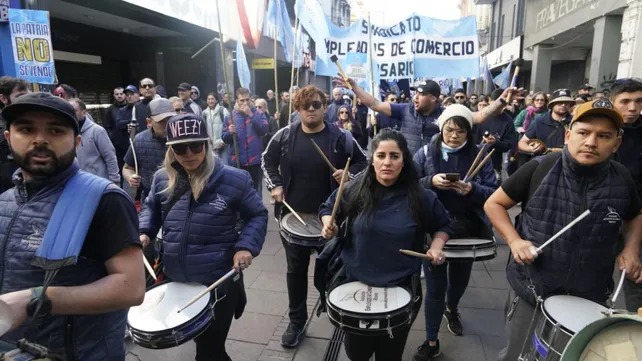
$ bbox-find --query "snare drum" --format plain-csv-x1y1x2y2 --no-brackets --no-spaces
522,295,608,361
127,282,213,349
326,281,414,337
443,238,497,262
280,213,324,247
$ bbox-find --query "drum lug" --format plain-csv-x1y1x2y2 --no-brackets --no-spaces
386,315,393,339
338,309,345,329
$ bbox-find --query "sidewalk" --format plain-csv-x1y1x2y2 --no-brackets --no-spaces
126,191,513,361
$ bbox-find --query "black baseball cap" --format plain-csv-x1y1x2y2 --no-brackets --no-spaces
1,92,79,134
177,82,192,91
410,80,441,97
166,114,209,145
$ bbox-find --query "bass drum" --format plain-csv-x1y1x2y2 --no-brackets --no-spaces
561,313,642,361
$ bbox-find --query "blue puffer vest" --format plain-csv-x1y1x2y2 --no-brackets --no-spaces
507,150,634,305
0,163,129,361
132,129,167,195
139,160,267,285
397,103,442,155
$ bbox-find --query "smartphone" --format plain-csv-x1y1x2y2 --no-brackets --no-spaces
444,173,460,182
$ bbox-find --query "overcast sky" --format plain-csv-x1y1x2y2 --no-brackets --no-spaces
351,0,461,24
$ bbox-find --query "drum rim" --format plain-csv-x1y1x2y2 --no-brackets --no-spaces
541,295,607,335
127,281,213,334
281,213,322,238
326,282,412,313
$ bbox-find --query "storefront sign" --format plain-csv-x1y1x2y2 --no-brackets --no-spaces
251,58,274,69
534,0,597,31
8,9,56,84
485,36,521,69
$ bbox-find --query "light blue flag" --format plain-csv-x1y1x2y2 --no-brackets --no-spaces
236,40,251,89
266,0,295,60
294,0,330,59
493,60,512,88
483,58,496,93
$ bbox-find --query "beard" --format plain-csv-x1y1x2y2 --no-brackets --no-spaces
12,145,76,179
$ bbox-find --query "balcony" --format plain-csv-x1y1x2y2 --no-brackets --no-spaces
473,0,496,4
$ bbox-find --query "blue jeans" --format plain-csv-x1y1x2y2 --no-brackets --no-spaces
422,260,473,341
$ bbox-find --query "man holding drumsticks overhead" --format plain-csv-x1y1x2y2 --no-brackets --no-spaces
484,98,642,361
262,85,367,348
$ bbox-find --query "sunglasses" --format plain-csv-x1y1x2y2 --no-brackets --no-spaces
172,142,205,155
534,98,546,102
141,84,154,89
454,96,465,99
304,100,323,110
339,110,349,114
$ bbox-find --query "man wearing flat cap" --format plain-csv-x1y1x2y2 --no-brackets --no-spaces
485,98,642,361
0,92,144,360
518,88,575,156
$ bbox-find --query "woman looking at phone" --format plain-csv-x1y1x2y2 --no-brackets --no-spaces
410,104,497,360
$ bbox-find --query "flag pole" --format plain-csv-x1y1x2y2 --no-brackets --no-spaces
288,17,300,124
368,12,377,136
215,0,230,106
273,0,280,119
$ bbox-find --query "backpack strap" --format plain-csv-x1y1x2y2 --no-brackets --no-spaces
525,152,562,204
342,129,354,158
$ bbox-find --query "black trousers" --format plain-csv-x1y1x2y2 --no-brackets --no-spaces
241,164,263,196
281,236,318,326
194,277,243,361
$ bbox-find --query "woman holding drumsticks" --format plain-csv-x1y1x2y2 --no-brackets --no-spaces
320,129,453,361
138,113,268,361
411,104,497,360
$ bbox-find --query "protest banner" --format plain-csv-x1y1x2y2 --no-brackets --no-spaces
315,14,479,80
8,9,56,84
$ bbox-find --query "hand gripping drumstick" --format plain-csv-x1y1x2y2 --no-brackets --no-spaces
465,149,496,182
142,255,157,281
282,200,306,226
399,249,433,261
330,157,351,225
310,139,338,172
464,143,487,182
330,54,353,91
534,209,591,255
128,138,140,190
505,66,520,104
178,269,237,313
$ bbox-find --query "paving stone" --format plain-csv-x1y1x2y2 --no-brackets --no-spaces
250,271,289,293
291,337,330,361
245,288,290,316
458,307,506,337
306,313,335,340
260,231,285,256
228,312,283,344
459,287,508,311
470,270,510,290
481,335,506,361
242,268,262,289
251,254,288,273
226,340,266,361
259,348,296,361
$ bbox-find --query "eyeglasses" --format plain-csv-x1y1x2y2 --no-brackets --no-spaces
444,127,467,135
172,142,205,155
339,110,349,114
141,84,154,89
534,98,546,102
454,96,465,100
304,100,323,110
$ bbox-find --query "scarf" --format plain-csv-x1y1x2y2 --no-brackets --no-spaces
440,140,467,161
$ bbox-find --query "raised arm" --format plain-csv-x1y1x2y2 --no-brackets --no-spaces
342,78,392,117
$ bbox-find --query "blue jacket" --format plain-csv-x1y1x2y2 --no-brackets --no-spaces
77,117,120,183
319,180,453,287
413,135,497,232
369,113,401,137
615,117,642,197
391,103,442,155
524,111,572,149
139,159,267,284
0,163,131,361
472,111,518,171
508,150,638,305
222,108,269,167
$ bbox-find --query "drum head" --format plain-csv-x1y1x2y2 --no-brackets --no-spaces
444,238,495,248
543,296,608,333
128,282,211,332
282,213,322,238
0,299,13,337
328,281,411,314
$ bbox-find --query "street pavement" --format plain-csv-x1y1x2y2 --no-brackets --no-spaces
125,188,519,361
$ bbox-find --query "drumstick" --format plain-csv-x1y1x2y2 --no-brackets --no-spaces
128,138,140,191
282,200,306,226
310,139,337,172
330,54,353,91
505,66,520,104
535,209,591,254
399,249,433,261
178,269,237,313
330,157,351,225
465,149,496,182
612,269,627,304
143,254,157,281
464,143,487,182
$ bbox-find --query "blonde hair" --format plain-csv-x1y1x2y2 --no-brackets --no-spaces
161,142,215,201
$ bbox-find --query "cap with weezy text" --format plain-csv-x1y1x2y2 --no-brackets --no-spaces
410,80,441,98
1,92,79,134
570,98,623,130
149,98,177,122
165,114,210,145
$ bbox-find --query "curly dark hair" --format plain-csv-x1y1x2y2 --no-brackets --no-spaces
292,85,327,111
